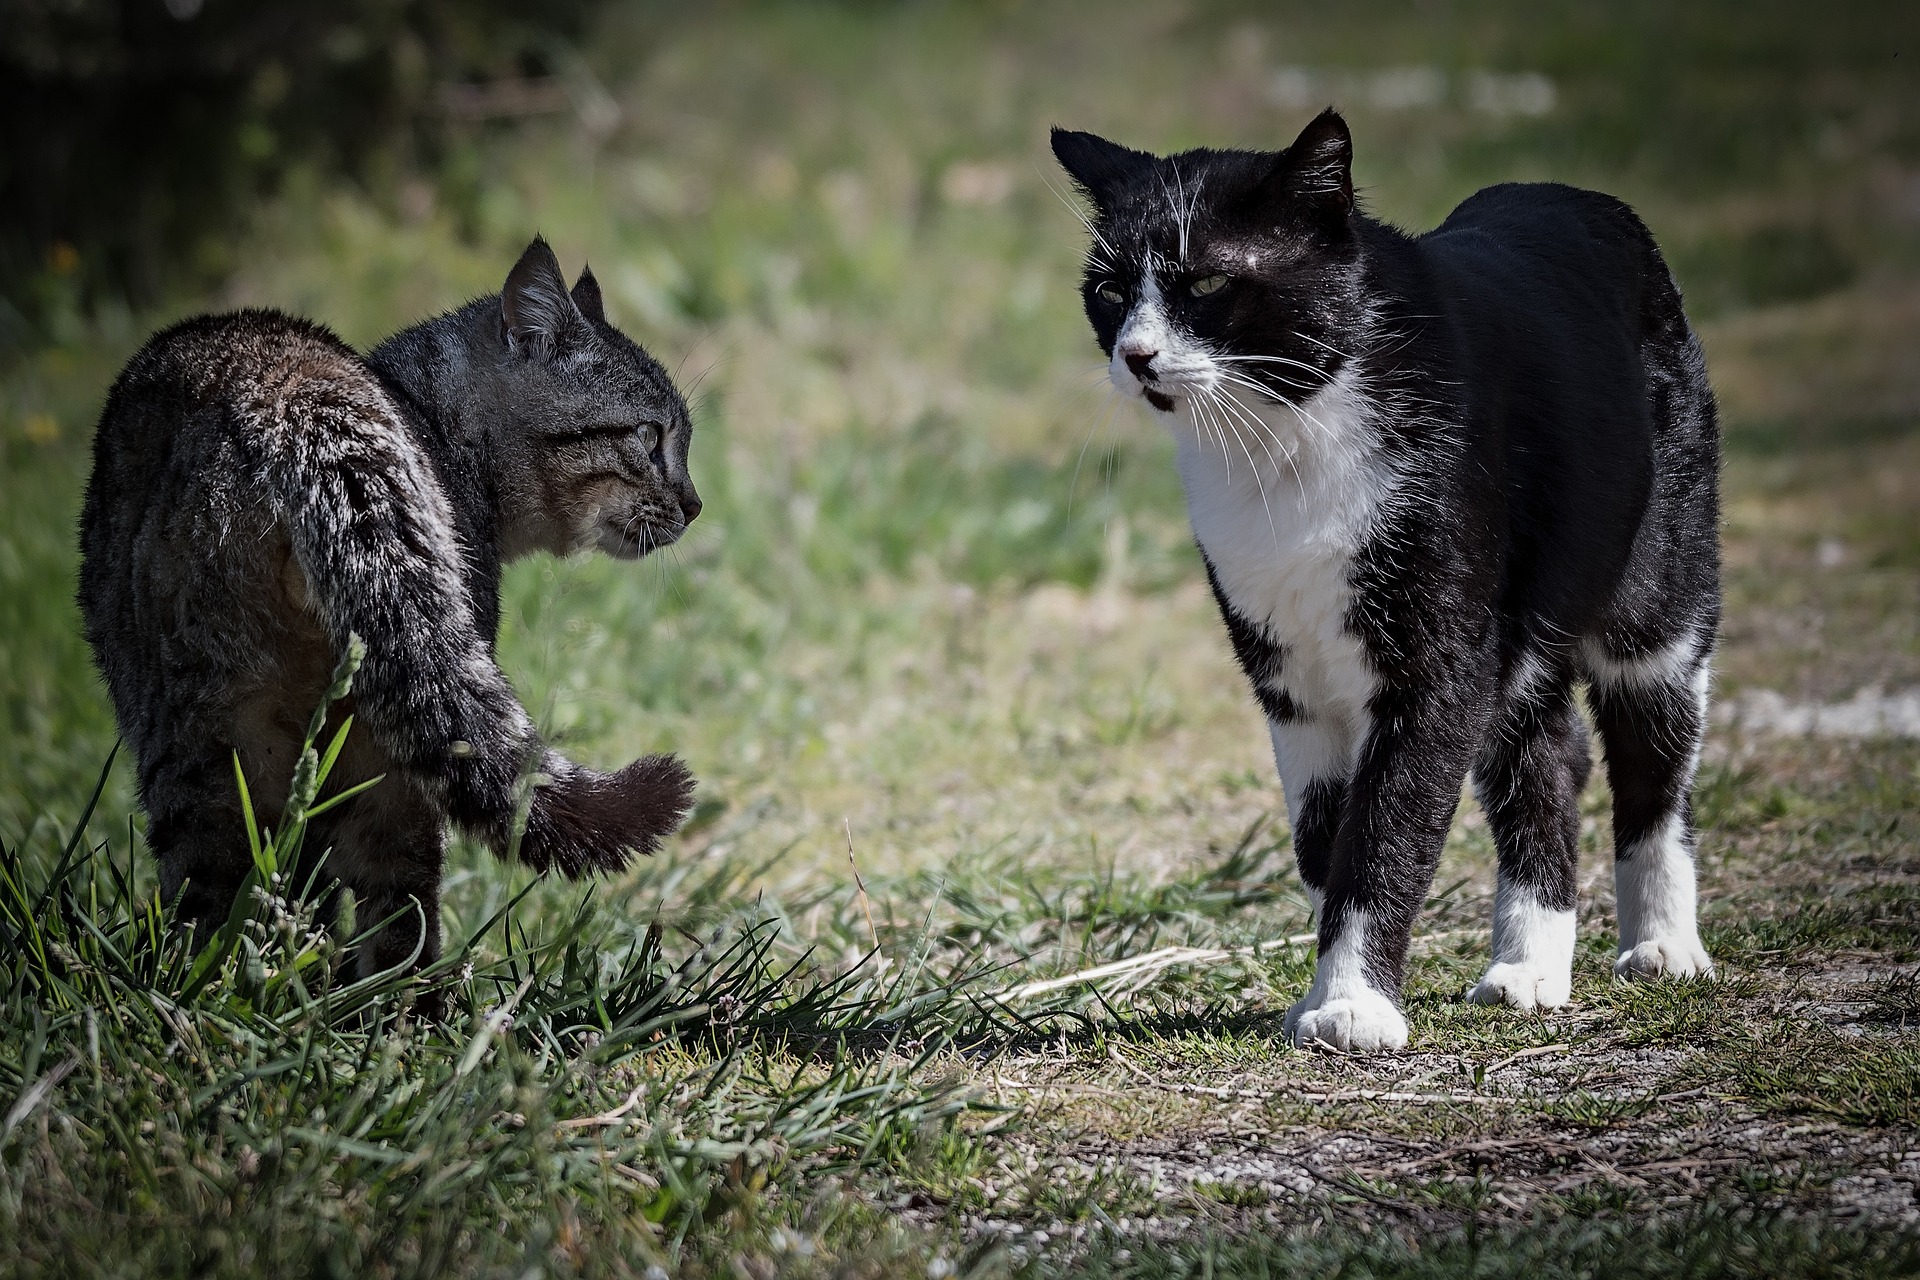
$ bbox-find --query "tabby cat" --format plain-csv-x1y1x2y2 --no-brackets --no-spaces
80,238,699,976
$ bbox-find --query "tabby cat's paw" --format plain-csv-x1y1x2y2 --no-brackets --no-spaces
1467,961,1572,1011
520,753,696,878
1614,935,1715,982
1285,992,1409,1053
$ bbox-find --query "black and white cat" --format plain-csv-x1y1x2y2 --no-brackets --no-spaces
1053,110,1720,1051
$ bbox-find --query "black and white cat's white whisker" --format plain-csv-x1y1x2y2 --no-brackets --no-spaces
1215,352,1338,383
1200,384,1299,521
1197,386,1260,481
1292,330,1355,362
1215,385,1306,483
1210,367,1297,406
1207,369,1340,458
1181,385,1233,474
1211,363,1318,397
1199,391,1250,479
1205,385,1297,475
1068,379,1128,513
1200,380,1288,470
1212,366,1342,419
1158,164,1203,267
1206,404,1246,478
1039,167,1120,263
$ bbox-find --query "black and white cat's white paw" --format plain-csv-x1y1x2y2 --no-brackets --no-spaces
1466,876,1575,1010
1285,910,1409,1052
1613,814,1715,982
1615,935,1714,981
1467,959,1573,1010
1285,991,1409,1052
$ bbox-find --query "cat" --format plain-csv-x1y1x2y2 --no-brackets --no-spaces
1053,110,1720,1051
79,237,700,978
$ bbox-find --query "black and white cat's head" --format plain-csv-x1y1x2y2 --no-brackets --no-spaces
488,237,700,561
1052,110,1370,429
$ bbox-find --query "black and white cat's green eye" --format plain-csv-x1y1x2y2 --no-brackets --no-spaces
1096,283,1126,305
1188,274,1229,297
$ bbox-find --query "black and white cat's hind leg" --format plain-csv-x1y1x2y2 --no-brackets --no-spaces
1586,631,1716,981
1465,653,1590,1010
1466,631,1715,1007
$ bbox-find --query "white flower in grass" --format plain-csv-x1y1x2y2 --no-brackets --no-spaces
767,1228,815,1257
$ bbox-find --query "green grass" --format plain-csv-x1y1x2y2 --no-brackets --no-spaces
1,655,991,1276
5,0,1920,1274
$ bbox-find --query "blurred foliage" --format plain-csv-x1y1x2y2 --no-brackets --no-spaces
1672,224,1860,318
0,0,606,351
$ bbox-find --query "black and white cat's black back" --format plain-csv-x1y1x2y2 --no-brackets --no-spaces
1054,110,1720,1051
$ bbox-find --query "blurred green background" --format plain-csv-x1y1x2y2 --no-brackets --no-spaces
3,0,1916,893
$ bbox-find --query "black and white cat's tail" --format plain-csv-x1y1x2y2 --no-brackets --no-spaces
239,370,694,876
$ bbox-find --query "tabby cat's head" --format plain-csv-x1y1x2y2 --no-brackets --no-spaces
1052,110,1367,424
488,238,699,561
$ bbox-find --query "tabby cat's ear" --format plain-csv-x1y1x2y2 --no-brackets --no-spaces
571,265,605,325
501,237,582,360
1252,109,1354,233
1051,127,1155,209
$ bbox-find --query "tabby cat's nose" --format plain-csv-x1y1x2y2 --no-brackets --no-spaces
1124,351,1159,381
678,490,703,525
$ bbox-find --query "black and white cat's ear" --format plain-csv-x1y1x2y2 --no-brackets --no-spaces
1050,127,1155,208
571,264,605,325
501,236,582,360
1253,109,1354,232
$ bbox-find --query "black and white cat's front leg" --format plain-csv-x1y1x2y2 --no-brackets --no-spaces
1282,680,1493,1052
1269,713,1395,1047
1268,713,1357,922
1465,658,1589,1010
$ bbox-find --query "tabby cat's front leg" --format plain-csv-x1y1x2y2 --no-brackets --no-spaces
1284,684,1491,1052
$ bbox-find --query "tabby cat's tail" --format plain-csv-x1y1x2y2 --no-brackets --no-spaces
241,375,694,876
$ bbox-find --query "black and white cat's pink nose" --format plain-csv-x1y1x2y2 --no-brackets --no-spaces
1123,350,1159,382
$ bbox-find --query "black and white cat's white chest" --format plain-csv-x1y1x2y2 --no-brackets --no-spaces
1174,366,1397,749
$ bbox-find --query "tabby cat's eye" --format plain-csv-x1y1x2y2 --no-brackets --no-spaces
1096,283,1126,305
1189,274,1229,297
